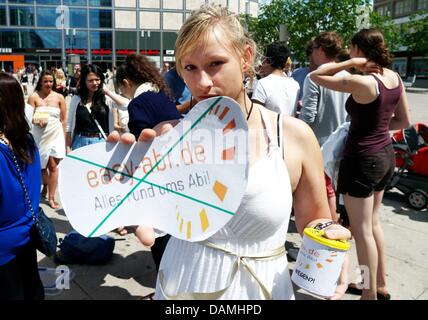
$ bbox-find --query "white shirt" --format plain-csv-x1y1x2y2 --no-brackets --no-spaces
252,74,300,116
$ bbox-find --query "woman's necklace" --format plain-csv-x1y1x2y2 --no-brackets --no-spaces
244,98,254,121
39,90,52,105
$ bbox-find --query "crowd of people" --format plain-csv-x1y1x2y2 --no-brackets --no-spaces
0,4,411,301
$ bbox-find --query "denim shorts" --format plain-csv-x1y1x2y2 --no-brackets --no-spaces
71,133,104,150
337,144,395,198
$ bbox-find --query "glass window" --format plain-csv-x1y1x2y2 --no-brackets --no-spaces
140,30,160,54
163,12,182,30
10,6,34,26
70,8,87,28
36,6,56,27
90,9,112,28
186,0,204,10
65,30,87,50
89,0,112,6
395,0,412,15
0,6,6,26
139,11,159,29
0,29,61,49
115,0,136,8
115,10,136,29
139,0,159,8
0,0,5,4
36,0,58,5
417,0,428,10
63,0,87,6
163,32,177,51
377,5,389,16
163,0,182,10
35,29,61,48
90,30,112,49
115,31,137,50
9,0,33,4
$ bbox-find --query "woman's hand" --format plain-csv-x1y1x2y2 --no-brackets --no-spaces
351,57,381,74
321,223,351,300
37,120,47,128
106,121,176,247
322,222,352,241
327,252,349,300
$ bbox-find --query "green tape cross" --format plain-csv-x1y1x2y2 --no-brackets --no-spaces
66,97,235,237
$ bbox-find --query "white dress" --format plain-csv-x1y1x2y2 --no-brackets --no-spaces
32,106,66,169
154,108,294,300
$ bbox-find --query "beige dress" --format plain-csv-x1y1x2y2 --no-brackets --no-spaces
32,106,65,168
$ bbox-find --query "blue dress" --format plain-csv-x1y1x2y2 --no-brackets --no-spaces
0,139,41,265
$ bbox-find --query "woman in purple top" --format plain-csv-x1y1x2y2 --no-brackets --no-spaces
310,28,410,300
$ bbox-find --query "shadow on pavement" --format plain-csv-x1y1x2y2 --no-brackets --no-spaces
38,250,157,300
383,190,428,223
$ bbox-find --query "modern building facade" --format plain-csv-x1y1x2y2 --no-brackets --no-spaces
0,0,259,72
374,0,428,78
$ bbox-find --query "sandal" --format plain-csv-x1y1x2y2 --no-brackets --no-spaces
140,292,155,300
346,283,391,300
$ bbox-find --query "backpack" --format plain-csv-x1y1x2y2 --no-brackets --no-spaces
55,231,115,265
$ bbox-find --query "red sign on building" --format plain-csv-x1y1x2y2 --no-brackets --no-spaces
91,49,112,55
140,49,160,55
66,49,87,55
116,49,137,55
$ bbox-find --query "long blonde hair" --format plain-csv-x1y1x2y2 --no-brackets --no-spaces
175,4,258,81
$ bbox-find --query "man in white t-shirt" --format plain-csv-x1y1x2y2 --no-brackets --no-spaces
251,41,300,116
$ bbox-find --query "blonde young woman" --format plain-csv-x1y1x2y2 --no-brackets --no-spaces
310,28,410,300
54,68,67,97
108,5,351,300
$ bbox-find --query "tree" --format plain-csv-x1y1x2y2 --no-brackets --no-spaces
402,11,428,55
369,11,401,52
248,0,390,63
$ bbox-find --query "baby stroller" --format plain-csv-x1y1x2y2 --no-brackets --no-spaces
387,123,428,210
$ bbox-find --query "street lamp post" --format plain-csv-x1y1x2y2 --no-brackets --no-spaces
141,30,151,55
66,28,76,52
279,24,289,44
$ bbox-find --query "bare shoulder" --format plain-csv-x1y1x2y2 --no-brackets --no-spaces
27,92,39,105
283,116,314,138
264,110,320,190
263,108,317,149
55,91,66,102
350,73,376,87
28,92,39,100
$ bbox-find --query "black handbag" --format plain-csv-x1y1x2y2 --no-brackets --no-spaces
7,141,58,257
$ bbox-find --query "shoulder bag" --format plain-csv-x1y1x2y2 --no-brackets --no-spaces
5,139,58,257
